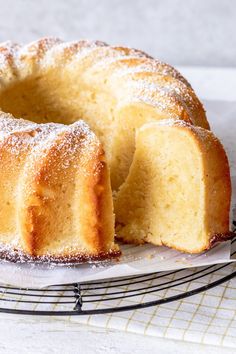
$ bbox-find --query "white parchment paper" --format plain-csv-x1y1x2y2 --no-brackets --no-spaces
0,99,235,288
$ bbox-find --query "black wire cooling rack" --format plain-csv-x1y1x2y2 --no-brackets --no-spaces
0,231,235,316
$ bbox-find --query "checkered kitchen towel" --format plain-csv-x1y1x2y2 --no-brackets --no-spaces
72,262,236,348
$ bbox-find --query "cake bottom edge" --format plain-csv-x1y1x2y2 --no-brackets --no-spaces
0,245,121,265
116,231,235,254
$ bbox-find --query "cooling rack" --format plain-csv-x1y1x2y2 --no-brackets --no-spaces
0,230,235,316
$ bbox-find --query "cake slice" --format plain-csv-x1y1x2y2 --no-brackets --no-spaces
114,120,232,253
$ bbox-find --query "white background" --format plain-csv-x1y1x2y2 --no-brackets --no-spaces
0,0,235,67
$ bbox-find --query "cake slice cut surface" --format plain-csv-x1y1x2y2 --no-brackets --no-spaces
114,120,232,253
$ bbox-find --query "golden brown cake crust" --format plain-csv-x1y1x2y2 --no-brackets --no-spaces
0,114,118,262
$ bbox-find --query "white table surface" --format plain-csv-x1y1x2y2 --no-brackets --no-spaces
0,314,234,354
0,67,235,354
0,0,235,67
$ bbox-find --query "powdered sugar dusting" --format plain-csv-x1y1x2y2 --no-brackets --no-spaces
142,118,189,129
42,39,108,68
91,55,190,86
0,111,98,161
117,79,185,116
25,119,100,174
18,37,62,60
139,118,213,147
0,41,21,78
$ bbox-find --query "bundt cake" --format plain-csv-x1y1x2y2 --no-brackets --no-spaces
114,120,232,253
0,37,209,191
0,37,232,261
0,113,118,262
